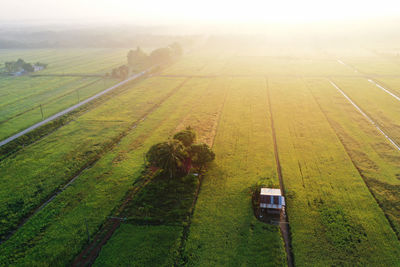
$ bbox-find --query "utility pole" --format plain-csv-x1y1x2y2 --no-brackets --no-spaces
77,89,80,103
85,219,90,243
40,104,44,120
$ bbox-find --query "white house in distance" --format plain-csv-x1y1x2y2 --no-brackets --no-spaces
260,188,285,214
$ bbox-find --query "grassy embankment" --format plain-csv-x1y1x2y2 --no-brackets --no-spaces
268,76,400,266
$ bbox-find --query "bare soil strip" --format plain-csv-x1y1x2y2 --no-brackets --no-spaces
0,78,190,245
265,77,294,267
330,80,400,151
72,178,153,267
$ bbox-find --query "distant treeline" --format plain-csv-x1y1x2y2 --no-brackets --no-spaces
108,43,183,79
0,27,199,49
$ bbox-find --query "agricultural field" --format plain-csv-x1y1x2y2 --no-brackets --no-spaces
1,45,400,267
0,76,186,242
183,77,286,266
306,78,400,238
268,76,400,265
0,49,127,140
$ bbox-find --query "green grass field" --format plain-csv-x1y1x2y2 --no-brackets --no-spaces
0,49,127,139
307,78,400,238
1,47,400,266
268,76,400,265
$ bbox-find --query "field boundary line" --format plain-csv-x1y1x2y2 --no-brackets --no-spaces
265,77,294,267
306,78,400,240
0,78,191,245
0,71,148,147
329,80,400,151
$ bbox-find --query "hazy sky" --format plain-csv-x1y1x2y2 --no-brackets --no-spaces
1,0,400,25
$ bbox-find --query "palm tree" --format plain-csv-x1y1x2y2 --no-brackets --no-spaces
146,140,187,179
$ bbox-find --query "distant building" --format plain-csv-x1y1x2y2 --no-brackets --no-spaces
260,188,285,214
33,65,44,72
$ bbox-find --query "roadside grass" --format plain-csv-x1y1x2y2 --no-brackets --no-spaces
306,78,400,238
0,77,225,265
0,49,129,139
269,76,400,266
0,77,118,140
184,77,286,266
0,77,185,241
332,77,400,144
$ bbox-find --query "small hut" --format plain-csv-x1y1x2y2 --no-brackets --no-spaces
260,188,285,214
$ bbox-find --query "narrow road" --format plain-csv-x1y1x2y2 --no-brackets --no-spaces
0,71,147,147
329,80,400,151
367,79,400,102
336,59,400,102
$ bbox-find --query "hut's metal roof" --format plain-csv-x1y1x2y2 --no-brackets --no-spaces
260,188,282,196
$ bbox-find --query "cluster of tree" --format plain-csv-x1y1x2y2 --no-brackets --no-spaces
110,65,129,79
109,42,183,79
4,59,47,74
127,43,183,69
146,127,215,179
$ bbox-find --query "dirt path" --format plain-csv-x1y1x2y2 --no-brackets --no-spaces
72,177,153,267
330,80,400,151
265,78,294,267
